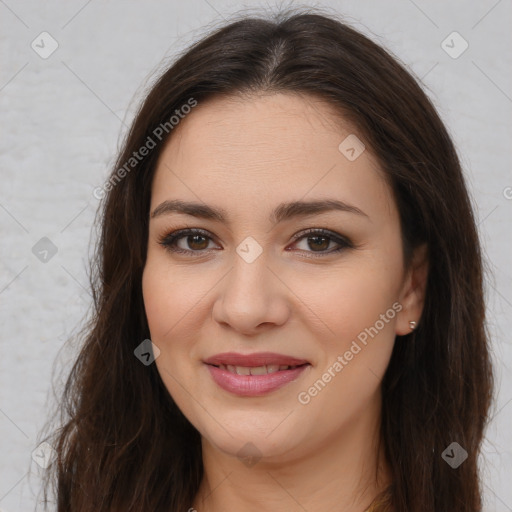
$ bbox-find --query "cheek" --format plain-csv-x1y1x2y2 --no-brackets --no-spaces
290,247,401,405
142,255,206,340
295,274,398,428
142,256,212,380
291,257,401,344
315,278,397,383
142,261,200,415
141,260,194,392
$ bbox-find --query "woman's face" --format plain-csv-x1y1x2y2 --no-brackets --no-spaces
142,93,424,463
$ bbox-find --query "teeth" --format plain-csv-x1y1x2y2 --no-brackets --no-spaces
216,364,300,374
249,365,268,375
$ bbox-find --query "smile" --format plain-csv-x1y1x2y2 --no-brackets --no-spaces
212,363,303,375
203,352,311,396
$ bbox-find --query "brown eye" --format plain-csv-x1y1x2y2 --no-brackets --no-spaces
289,228,353,258
158,228,218,255
158,227,353,258
305,235,331,251
186,234,210,250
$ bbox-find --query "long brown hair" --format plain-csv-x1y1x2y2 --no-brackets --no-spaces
38,6,494,511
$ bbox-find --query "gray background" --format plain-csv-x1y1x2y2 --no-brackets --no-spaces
0,0,511,510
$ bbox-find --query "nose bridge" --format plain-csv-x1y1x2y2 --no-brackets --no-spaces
226,247,273,309
213,244,289,331
232,246,269,292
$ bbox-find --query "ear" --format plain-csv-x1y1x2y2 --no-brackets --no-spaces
395,243,429,336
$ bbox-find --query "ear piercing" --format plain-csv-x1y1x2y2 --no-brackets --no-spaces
409,320,417,331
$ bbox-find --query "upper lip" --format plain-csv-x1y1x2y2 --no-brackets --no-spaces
203,352,310,367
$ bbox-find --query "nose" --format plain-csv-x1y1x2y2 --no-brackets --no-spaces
212,252,291,335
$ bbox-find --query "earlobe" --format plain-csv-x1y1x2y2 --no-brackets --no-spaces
395,244,429,336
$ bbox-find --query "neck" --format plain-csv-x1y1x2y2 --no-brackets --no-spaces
192,392,392,512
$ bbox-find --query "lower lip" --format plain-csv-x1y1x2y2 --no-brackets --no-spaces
205,364,310,396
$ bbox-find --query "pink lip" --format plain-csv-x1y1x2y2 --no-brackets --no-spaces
203,352,311,397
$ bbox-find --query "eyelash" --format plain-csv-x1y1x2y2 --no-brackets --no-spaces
157,227,354,259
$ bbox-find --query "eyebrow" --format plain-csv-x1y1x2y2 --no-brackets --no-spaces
151,198,369,225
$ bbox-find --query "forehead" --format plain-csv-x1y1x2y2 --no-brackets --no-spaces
150,93,394,223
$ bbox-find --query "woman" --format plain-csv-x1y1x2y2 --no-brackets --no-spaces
40,7,494,511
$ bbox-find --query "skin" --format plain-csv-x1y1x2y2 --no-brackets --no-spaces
142,92,428,512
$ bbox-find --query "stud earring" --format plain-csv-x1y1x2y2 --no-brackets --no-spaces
409,320,417,331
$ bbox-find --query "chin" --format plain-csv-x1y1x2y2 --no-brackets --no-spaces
198,415,306,464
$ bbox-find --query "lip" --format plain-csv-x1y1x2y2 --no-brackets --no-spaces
203,352,309,367
203,352,311,397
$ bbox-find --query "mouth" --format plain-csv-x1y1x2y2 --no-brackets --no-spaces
203,352,311,396
209,363,307,375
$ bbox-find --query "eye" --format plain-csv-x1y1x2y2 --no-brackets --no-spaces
288,228,354,258
158,228,219,255
158,227,354,258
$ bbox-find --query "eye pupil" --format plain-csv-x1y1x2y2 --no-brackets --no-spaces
308,236,329,251
188,235,208,250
